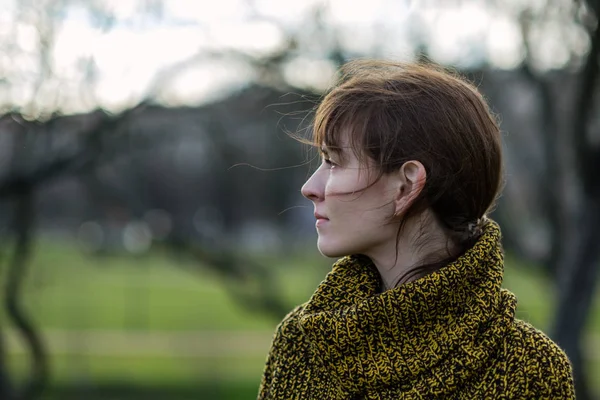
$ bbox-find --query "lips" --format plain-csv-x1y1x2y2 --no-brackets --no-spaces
314,212,329,220
315,212,329,229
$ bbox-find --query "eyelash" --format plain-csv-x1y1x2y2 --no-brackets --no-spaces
321,150,337,167
323,157,336,167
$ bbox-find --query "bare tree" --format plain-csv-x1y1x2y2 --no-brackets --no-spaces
0,103,153,399
485,0,600,398
551,2,600,399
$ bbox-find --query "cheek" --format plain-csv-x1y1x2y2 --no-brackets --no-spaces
330,188,395,224
361,185,397,223
323,171,395,221
324,169,367,198
323,173,343,197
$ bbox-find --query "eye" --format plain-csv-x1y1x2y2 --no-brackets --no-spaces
323,156,336,167
320,148,338,168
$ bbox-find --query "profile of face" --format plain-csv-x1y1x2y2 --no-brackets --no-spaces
301,134,419,258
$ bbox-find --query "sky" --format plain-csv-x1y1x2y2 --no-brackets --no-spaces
0,0,587,114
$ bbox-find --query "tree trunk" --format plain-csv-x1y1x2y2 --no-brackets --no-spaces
552,195,600,400
518,64,565,276
0,329,14,399
4,188,48,400
552,5,600,398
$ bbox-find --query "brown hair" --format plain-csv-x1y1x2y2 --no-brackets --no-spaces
308,59,503,269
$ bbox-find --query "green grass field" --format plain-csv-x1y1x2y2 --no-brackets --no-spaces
3,240,600,399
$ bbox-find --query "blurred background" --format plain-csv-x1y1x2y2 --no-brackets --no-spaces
0,0,599,399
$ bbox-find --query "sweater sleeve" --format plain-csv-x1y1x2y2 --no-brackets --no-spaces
257,341,276,399
545,349,575,399
508,320,576,399
257,305,306,400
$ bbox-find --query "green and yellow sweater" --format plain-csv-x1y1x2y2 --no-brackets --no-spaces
258,222,575,399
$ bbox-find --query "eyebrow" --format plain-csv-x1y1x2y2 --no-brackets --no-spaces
321,145,341,156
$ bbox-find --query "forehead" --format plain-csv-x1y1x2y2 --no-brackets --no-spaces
322,132,372,170
322,128,350,153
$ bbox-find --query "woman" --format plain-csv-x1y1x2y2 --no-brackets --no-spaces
258,60,575,399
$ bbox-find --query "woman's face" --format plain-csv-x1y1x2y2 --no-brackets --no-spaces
301,137,400,258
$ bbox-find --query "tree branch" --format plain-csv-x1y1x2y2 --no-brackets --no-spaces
164,239,291,321
585,0,600,18
0,103,150,200
0,327,13,399
4,187,46,400
574,7,600,195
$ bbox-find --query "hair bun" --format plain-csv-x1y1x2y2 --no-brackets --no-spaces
466,216,488,241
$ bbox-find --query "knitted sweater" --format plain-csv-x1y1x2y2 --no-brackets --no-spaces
258,222,575,399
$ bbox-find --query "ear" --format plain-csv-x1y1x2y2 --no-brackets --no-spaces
393,160,426,216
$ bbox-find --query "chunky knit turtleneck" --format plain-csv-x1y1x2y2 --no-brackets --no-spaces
258,221,575,399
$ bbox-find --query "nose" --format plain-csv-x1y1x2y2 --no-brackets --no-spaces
301,169,324,202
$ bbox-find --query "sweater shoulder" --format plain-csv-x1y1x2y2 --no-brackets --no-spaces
269,303,307,345
510,318,570,363
504,318,575,398
258,303,309,399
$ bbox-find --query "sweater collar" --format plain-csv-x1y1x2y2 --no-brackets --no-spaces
297,221,517,396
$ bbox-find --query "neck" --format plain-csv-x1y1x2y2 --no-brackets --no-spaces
365,211,459,290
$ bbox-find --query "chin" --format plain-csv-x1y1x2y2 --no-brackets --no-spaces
317,238,354,258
